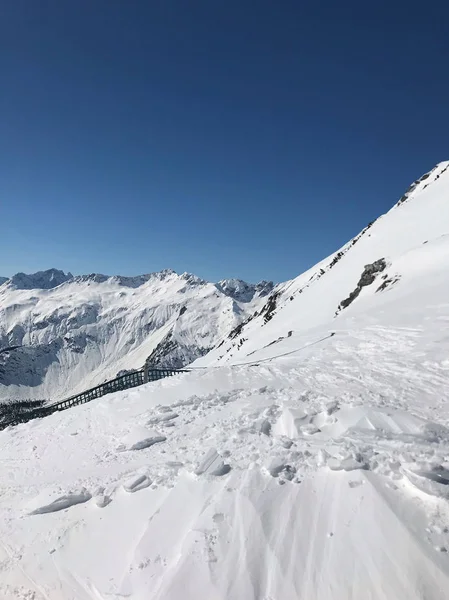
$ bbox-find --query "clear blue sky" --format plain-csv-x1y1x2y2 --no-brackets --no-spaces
1,1,448,283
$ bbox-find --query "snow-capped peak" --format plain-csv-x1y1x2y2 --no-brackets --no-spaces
7,269,73,290
216,278,274,303
0,268,273,401
394,161,449,208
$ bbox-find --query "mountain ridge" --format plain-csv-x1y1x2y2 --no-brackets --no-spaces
2,160,448,403
0,267,273,301
195,160,449,366
0,269,273,401
1,162,449,598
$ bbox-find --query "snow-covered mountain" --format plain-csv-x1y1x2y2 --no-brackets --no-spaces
195,160,449,367
0,269,272,401
1,163,449,600
6,268,73,290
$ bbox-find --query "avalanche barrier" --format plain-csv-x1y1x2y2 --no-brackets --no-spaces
0,367,186,430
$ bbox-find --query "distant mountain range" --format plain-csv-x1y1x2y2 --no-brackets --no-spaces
0,268,272,401
2,161,449,404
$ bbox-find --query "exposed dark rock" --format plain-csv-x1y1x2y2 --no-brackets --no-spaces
63,333,94,354
0,341,63,387
336,259,387,314
229,322,245,340
396,167,438,206
236,337,247,350
358,259,387,286
180,272,206,285
376,276,400,293
145,330,210,369
261,292,281,324
291,218,379,301
265,335,285,348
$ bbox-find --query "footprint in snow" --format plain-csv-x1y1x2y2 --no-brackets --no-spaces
266,458,296,480
328,456,368,472
195,449,231,477
147,413,179,426
130,436,166,450
94,494,112,508
92,486,112,507
117,426,167,451
123,474,152,493
28,488,92,515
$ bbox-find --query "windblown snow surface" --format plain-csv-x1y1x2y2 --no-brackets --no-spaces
1,163,449,599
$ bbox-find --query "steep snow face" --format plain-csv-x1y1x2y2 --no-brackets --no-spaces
0,271,271,401
197,161,449,365
0,277,8,286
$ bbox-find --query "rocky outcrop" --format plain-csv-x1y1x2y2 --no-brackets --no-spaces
145,330,210,369
0,341,63,387
337,259,387,313
376,274,400,293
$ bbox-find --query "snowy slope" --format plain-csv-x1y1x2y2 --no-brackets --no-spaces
1,249,449,599
195,161,449,366
1,163,449,599
0,270,272,401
